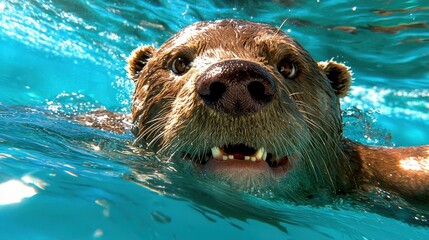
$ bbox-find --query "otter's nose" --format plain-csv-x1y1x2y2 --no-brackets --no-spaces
196,60,275,116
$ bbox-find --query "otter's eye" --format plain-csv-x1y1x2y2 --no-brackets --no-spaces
277,60,297,79
171,57,191,75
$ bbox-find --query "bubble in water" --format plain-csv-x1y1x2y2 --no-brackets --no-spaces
46,92,102,116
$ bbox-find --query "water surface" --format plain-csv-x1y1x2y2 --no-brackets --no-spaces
1,0,429,239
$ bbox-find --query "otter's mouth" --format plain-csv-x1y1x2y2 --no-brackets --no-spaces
183,144,291,177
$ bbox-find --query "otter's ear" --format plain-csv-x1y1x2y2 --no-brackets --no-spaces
318,60,352,98
127,45,156,82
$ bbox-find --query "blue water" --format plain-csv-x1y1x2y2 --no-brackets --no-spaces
1,0,428,239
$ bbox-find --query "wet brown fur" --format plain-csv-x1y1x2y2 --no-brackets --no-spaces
129,20,357,195
86,20,429,200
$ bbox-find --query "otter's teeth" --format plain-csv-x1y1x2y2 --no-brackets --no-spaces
211,147,222,159
254,147,265,161
211,146,268,162
262,150,267,161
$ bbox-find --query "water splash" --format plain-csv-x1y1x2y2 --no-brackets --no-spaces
46,92,102,116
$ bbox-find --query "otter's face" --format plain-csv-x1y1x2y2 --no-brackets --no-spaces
128,20,352,194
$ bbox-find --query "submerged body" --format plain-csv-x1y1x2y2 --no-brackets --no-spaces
87,20,429,202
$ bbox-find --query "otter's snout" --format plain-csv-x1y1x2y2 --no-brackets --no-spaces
196,60,275,116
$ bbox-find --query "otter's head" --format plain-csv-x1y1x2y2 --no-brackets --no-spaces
128,20,352,196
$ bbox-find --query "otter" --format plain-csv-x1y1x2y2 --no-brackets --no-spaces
97,19,429,202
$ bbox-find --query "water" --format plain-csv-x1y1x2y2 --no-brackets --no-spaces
0,0,428,239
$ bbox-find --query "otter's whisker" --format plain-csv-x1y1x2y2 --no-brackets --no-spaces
275,18,289,35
